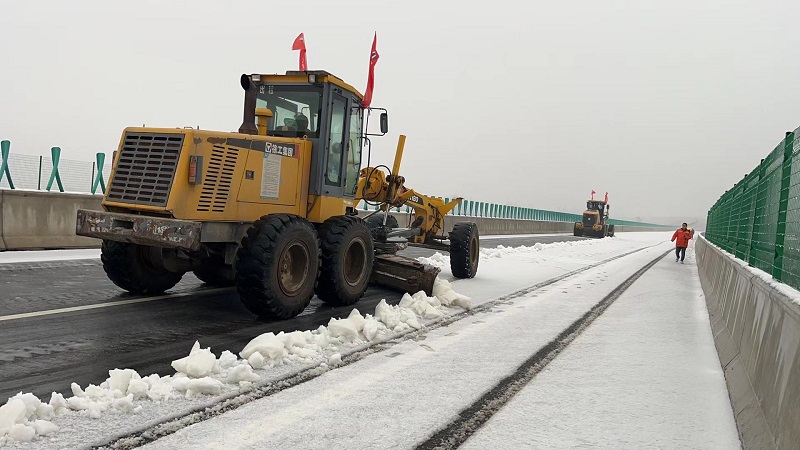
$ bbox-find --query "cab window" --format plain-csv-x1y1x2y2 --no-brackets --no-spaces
255,84,322,138
326,96,346,186
344,106,363,196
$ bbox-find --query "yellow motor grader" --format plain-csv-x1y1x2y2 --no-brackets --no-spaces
76,70,479,320
573,199,614,238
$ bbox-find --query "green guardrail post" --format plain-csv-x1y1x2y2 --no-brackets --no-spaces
0,140,14,189
773,132,794,281
46,147,64,192
91,153,107,194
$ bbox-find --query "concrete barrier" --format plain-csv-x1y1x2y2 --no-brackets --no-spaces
0,190,103,250
696,235,800,449
0,189,666,251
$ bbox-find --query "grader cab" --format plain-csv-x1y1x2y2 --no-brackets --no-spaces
76,70,479,320
573,199,614,238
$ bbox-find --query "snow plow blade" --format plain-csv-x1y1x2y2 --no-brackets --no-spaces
370,254,440,296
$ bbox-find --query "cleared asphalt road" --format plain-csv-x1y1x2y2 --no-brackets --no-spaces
0,234,584,403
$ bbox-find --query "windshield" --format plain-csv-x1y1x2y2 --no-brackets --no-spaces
587,201,604,211
255,84,323,138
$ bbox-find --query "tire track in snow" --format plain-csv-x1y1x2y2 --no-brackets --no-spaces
94,244,665,449
416,249,671,450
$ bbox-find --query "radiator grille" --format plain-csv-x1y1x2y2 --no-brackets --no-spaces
106,132,184,207
198,145,239,213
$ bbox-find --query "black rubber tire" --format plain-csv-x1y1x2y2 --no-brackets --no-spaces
235,214,319,320
193,257,235,286
316,216,375,306
100,240,183,294
607,224,615,237
450,222,479,279
365,212,399,229
574,225,583,237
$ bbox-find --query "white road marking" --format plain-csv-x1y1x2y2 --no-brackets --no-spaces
0,287,233,322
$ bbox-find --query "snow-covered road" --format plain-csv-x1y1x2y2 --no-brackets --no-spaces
461,248,740,449
0,233,738,449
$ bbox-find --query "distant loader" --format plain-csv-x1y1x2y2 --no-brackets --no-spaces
573,199,614,238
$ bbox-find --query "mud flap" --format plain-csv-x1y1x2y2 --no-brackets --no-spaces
370,254,440,296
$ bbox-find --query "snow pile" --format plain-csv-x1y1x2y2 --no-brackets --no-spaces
0,393,60,443
0,278,472,444
239,278,471,366
419,239,610,267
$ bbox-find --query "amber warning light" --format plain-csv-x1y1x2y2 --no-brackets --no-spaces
189,155,202,184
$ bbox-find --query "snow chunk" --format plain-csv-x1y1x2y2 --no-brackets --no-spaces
32,420,58,436
433,278,472,309
127,378,150,399
70,383,85,398
0,398,27,436
240,332,287,364
48,393,68,415
327,316,360,341
329,353,343,366
171,341,218,378
107,368,140,394
228,364,260,383
248,351,267,369
218,350,239,369
112,394,136,413
7,423,36,442
186,378,223,397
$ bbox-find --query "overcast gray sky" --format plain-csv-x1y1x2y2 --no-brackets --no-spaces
2,0,799,225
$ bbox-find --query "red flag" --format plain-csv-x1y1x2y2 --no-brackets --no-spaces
591,190,596,200
604,192,608,203
362,33,379,108
292,33,307,71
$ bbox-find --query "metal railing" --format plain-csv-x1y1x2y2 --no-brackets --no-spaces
0,141,110,194
706,126,800,289
0,139,670,227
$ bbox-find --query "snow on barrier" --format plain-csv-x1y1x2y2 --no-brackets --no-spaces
696,234,800,450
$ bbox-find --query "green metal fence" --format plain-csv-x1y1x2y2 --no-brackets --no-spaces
706,126,800,289
0,141,111,194
357,199,672,226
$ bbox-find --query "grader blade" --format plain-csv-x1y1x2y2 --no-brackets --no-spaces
370,254,440,296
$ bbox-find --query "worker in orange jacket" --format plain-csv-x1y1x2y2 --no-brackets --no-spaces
671,222,692,263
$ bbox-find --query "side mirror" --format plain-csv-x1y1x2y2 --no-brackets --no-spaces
380,112,389,134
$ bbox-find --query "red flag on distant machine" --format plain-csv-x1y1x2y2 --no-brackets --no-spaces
604,192,608,203
591,190,596,200
362,33,380,108
292,33,307,71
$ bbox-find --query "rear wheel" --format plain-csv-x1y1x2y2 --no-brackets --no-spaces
235,214,319,320
450,222,479,278
316,216,374,306
101,240,183,294
573,224,583,237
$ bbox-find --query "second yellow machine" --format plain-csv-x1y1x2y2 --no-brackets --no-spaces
76,70,480,320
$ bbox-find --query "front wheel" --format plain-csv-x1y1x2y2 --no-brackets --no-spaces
316,216,374,306
235,214,319,320
450,222,479,278
101,241,183,294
